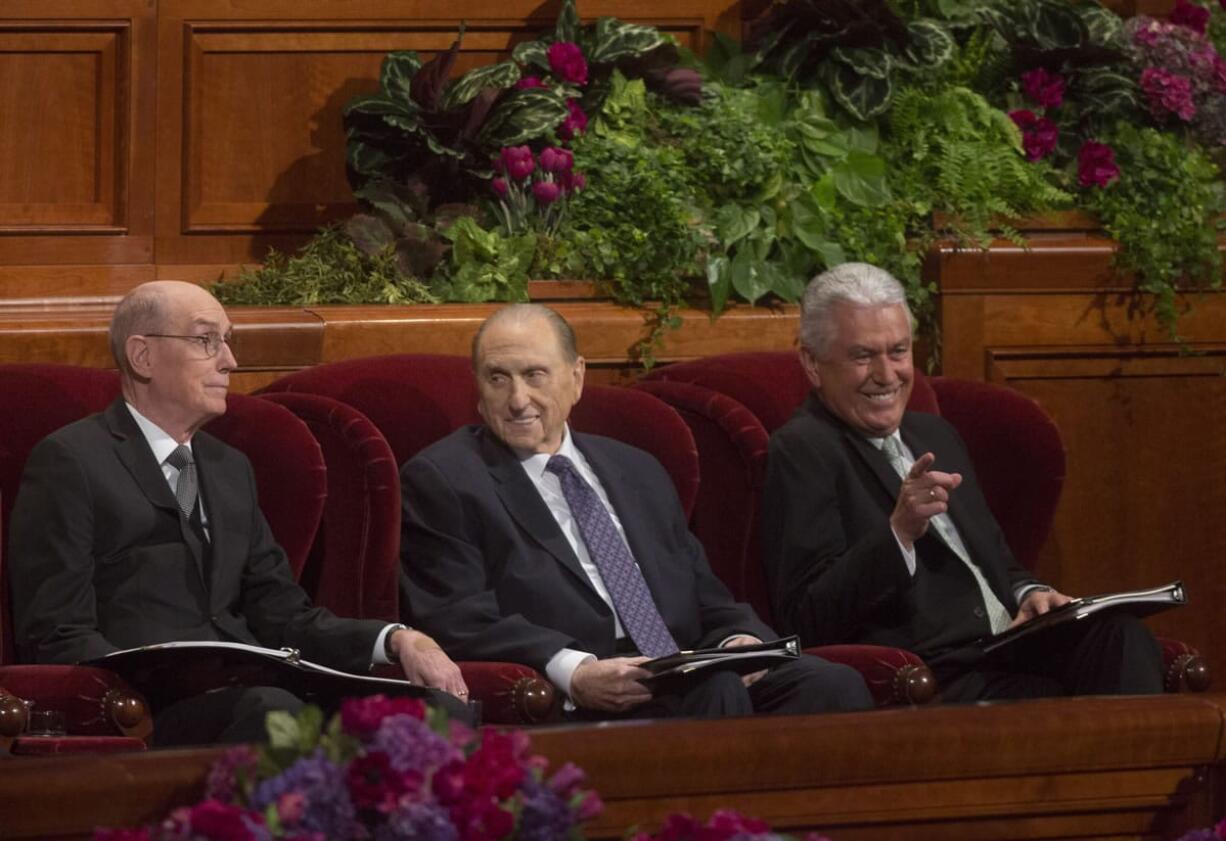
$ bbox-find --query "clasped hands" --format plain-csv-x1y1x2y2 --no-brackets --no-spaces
570,635,765,713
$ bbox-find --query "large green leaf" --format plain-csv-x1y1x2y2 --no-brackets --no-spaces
715,205,760,245
765,262,807,302
347,140,397,180
707,32,751,85
1030,0,1087,50
831,150,891,207
441,61,520,111
828,46,891,80
903,20,954,68
343,93,418,123
512,40,551,72
707,255,732,314
820,60,894,122
777,31,825,81
379,51,422,102
1075,3,1125,48
479,88,570,147
790,194,832,250
587,18,666,65
729,247,772,304
845,123,879,154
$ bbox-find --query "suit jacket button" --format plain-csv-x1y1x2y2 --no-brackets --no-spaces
973,606,986,618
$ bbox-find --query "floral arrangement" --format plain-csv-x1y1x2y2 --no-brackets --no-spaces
1177,818,1226,840
492,145,587,236
93,695,602,841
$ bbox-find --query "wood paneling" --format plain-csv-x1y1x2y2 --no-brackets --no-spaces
4,693,1226,840
935,238,1226,685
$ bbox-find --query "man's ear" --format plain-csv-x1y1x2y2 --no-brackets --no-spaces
126,335,153,380
799,346,822,391
572,355,586,402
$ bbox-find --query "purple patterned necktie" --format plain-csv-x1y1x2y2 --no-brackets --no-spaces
546,454,679,657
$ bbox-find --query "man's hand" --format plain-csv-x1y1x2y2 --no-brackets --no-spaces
890,452,963,548
391,628,469,700
724,635,767,687
569,657,653,712
1008,588,1074,629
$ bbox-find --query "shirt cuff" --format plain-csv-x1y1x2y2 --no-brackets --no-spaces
545,647,596,700
1014,583,1052,604
372,623,402,666
719,634,761,648
891,526,918,576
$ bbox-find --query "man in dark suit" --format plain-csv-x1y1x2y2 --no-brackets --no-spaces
763,262,1164,701
9,280,468,744
399,304,872,718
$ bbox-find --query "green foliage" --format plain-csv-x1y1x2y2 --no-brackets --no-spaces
885,85,1071,246
434,217,536,303
213,226,437,307
1083,124,1225,339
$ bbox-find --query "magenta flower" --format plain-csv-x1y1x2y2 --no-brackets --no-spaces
557,98,588,140
538,146,574,173
1021,67,1066,109
1009,110,1058,160
1077,140,1120,188
339,695,425,739
560,170,586,193
491,176,508,198
515,75,546,90
532,180,562,205
1141,66,1197,120
1169,0,1210,34
498,145,536,180
547,41,588,85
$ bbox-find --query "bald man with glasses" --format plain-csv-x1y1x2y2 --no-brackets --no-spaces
8,281,468,745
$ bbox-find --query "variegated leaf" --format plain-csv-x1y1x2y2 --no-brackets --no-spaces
379,51,422,102
347,141,397,179
903,20,954,67
555,0,580,44
512,40,551,72
343,93,417,121
478,88,570,147
821,60,893,122
586,18,666,65
441,60,521,111
828,46,891,80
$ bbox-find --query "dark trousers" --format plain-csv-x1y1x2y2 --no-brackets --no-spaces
570,654,873,721
934,613,1165,703
153,685,303,747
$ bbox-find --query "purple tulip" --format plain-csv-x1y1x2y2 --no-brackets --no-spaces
557,99,588,141
538,146,574,173
491,177,508,198
532,181,561,205
499,146,536,181
559,170,586,194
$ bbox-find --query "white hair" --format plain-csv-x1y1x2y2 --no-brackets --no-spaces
799,263,914,357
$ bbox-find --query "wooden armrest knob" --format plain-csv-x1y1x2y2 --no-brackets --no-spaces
895,663,936,706
1167,653,1211,693
0,691,28,737
511,677,558,724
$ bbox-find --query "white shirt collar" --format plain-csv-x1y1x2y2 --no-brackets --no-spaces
518,424,580,479
125,402,192,466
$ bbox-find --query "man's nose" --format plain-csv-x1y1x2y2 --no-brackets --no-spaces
507,378,530,409
217,336,238,371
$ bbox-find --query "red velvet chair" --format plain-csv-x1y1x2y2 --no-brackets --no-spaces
260,355,715,723
0,365,151,753
643,351,1209,695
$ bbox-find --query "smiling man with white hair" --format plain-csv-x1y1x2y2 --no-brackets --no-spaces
763,262,1164,701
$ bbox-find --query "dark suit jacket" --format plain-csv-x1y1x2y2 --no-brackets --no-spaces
762,393,1038,659
399,425,773,672
8,399,384,672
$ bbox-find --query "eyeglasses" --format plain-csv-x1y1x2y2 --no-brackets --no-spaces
144,332,234,359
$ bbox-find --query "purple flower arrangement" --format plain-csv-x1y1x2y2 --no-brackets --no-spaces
1009,66,1120,189
1126,8,1226,144
1176,818,1226,841
93,695,602,841
492,145,586,236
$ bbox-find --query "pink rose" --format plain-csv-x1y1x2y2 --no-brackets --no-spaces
557,98,588,140
547,41,588,86
1170,0,1210,34
1021,67,1065,109
1077,140,1120,188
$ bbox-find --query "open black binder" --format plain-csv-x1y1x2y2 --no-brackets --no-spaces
84,640,429,711
977,580,1187,655
638,635,801,688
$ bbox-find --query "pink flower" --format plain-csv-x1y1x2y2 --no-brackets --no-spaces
557,99,588,140
1021,67,1065,109
491,176,508,198
547,41,588,86
498,145,536,180
181,801,263,841
1141,66,1197,120
346,752,416,813
533,181,561,205
559,169,586,193
538,146,574,173
340,695,425,739
577,790,604,820
1078,140,1120,188
515,75,546,90
1009,110,1058,161
1169,0,1210,34
276,793,306,825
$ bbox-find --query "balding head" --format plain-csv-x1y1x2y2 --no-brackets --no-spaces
471,304,578,369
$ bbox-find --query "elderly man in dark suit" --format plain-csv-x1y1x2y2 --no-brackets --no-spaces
399,303,871,719
763,262,1164,701
8,280,467,745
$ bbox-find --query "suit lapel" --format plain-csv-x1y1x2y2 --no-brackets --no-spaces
805,395,902,504
104,400,208,584
479,430,599,596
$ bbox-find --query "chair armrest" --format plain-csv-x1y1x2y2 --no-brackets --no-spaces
1159,637,1211,692
0,665,151,741
459,661,559,725
0,687,28,754
806,644,937,706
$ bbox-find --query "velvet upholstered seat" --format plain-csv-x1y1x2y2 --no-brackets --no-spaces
642,351,1209,695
